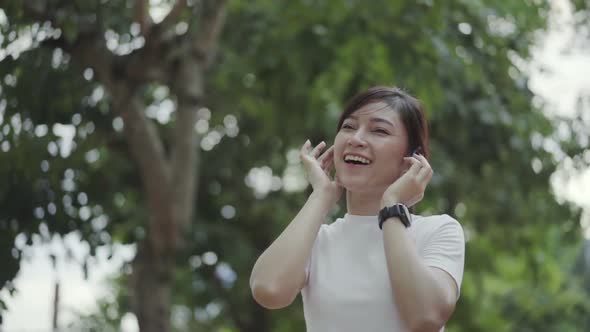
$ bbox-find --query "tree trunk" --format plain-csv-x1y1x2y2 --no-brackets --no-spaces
132,240,174,332
127,3,228,329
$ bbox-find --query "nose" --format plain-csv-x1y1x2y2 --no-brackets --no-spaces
348,130,367,147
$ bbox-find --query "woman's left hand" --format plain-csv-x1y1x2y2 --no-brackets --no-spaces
380,153,433,208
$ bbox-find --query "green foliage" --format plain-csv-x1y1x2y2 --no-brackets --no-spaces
1,0,589,331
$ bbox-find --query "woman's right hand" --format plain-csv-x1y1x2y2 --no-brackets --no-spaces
300,140,343,205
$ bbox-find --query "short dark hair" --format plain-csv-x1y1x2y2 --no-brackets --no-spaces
337,86,429,158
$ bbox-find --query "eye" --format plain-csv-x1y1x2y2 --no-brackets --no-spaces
341,124,355,130
373,128,389,135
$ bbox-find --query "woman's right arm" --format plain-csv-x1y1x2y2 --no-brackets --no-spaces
249,190,333,309
249,141,341,309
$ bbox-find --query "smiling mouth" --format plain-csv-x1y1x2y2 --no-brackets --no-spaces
343,155,372,165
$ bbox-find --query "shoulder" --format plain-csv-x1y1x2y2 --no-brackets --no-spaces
317,217,346,236
413,213,462,229
411,214,464,241
307,218,346,256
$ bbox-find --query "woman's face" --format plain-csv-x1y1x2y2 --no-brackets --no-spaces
334,102,409,194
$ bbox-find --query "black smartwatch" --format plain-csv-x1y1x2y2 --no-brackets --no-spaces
378,203,412,229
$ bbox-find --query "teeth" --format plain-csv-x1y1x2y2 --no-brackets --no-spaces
344,155,371,164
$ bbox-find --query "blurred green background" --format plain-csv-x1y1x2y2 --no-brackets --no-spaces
1,0,590,331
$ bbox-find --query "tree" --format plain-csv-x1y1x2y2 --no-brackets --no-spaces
1,1,228,331
2,0,590,331
199,1,590,330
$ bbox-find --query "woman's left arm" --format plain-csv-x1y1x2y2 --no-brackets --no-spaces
382,220,460,332
380,154,462,332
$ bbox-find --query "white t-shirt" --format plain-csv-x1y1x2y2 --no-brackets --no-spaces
301,213,465,332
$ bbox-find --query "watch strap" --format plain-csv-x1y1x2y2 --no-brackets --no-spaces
378,204,411,229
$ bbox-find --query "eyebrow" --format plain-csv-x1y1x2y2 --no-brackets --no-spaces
347,115,396,128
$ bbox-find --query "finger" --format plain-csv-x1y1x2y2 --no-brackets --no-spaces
414,153,431,170
324,159,333,176
400,157,414,175
324,150,334,169
300,139,312,156
318,145,334,161
414,153,432,182
403,157,422,176
318,145,334,164
310,141,326,159
320,147,333,165
404,155,422,167
416,164,433,183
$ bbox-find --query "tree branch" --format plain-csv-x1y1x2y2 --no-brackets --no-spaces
134,0,153,36
171,99,201,234
130,1,189,84
165,0,229,241
25,0,115,87
168,48,205,236
73,33,114,85
142,0,187,48
112,90,175,254
118,47,169,87
159,0,188,31
169,42,207,235
193,0,229,68
22,0,53,22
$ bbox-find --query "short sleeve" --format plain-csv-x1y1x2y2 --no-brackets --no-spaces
420,216,465,298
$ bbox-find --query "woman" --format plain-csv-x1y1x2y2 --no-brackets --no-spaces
249,86,465,332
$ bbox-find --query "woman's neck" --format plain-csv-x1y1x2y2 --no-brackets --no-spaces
345,190,384,216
